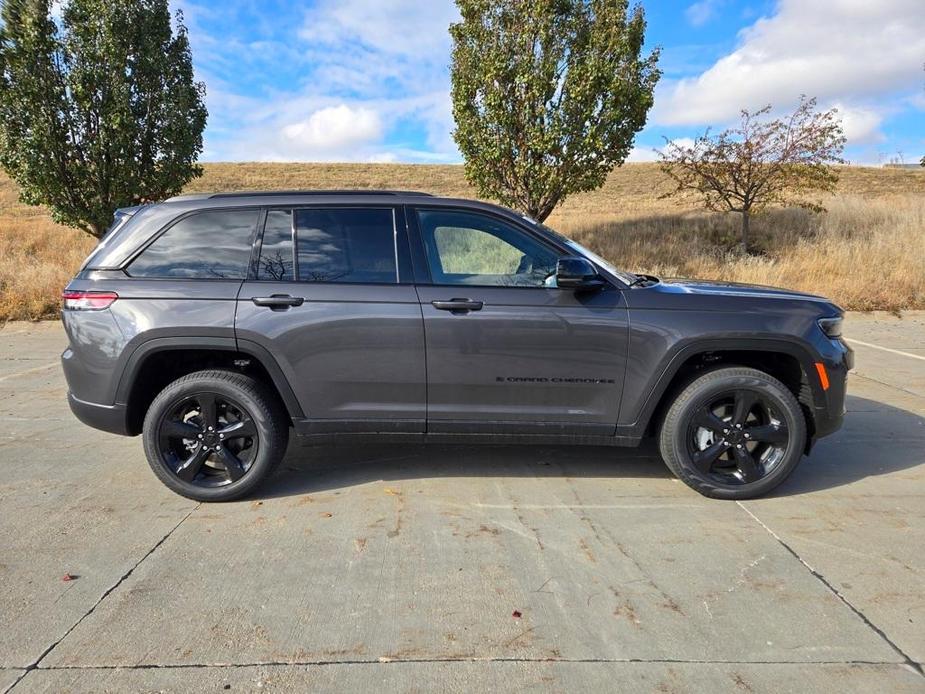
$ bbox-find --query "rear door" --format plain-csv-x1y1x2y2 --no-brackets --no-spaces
235,205,426,433
410,207,629,435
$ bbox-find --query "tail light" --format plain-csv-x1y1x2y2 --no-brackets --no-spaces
62,290,119,311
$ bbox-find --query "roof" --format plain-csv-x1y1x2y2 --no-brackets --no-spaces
166,189,434,202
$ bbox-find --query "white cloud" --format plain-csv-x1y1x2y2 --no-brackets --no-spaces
174,0,461,162
282,106,382,153
655,0,925,148
685,0,723,27
833,105,886,144
300,0,457,61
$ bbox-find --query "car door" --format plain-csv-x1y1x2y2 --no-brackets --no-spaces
235,205,426,434
410,206,629,435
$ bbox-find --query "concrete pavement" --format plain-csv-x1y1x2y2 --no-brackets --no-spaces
0,314,922,693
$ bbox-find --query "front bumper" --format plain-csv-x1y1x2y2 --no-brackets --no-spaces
811,339,853,440
67,392,132,436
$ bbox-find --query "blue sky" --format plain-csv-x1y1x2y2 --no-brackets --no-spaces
171,0,925,165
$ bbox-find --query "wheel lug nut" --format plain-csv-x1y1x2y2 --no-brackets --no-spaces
219,434,224,439
723,429,730,434
736,444,743,449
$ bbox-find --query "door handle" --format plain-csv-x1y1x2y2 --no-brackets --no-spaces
252,295,304,309
431,298,484,312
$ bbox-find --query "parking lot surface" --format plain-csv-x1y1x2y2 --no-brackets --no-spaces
0,313,923,693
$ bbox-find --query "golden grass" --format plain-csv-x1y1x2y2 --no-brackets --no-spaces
1,163,923,320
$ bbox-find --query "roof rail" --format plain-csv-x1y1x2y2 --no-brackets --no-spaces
205,189,434,199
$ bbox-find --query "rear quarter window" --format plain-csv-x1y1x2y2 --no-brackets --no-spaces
128,209,258,279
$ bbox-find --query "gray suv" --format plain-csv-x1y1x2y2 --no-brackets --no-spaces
61,191,853,502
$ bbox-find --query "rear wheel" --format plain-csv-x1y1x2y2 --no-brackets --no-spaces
142,370,288,502
658,367,806,499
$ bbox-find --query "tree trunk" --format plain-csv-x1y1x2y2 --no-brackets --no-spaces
741,209,750,254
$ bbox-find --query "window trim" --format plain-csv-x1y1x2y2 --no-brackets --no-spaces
410,205,579,291
251,204,403,286
121,206,262,281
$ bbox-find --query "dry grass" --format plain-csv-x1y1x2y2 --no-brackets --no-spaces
1,163,923,320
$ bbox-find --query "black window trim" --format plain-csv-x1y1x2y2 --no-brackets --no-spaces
120,206,263,281
250,203,405,286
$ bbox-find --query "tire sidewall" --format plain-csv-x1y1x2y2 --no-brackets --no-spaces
143,374,283,502
663,371,806,500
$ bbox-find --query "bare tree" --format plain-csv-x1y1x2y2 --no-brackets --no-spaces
658,97,846,253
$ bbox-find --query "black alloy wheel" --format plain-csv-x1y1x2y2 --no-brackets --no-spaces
658,366,807,500
142,370,288,502
156,392,258,487
686,389,789,485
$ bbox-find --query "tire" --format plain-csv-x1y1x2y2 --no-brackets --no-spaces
142,369,289,502
658,366,807,500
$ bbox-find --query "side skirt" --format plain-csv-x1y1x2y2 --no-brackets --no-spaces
291,420,641,448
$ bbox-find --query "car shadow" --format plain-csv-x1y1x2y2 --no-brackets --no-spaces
254,395,923,501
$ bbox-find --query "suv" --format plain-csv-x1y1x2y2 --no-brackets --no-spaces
61,191,852,502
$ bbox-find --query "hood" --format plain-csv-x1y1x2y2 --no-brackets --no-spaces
656,277,831,303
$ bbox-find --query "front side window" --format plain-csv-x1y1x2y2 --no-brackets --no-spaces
128,209,258,279
417,209,560,287
295,208,397,284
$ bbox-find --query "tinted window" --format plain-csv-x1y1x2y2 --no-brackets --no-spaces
256,210,294,281
296,208,396,283
128,209,257,279
417,209,559,287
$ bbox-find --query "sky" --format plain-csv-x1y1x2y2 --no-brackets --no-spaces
170,0,925,166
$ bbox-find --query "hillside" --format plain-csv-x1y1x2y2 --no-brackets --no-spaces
1,163,923,320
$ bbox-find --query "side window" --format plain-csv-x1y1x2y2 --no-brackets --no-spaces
417,209,560,287
128,209,257,279
255,210,294,281
295,208,397,284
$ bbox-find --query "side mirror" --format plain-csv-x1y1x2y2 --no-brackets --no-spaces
555,256,606,291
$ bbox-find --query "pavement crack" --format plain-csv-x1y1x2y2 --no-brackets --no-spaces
23,658,918,671
8,505,200,691
736,501,924,679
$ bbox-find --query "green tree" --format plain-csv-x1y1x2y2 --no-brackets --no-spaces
658,97,846,254
450,0,659,223
0,0,207,237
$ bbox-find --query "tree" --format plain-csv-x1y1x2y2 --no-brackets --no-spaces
658,97,846,254
0,0,207,237
450,0,659,223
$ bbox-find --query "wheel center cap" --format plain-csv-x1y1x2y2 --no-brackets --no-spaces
725,430,744,445
203,432,219,447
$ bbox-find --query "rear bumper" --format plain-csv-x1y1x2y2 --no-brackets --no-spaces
67,392,132,436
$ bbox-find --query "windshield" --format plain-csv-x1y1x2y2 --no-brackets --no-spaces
526,218,639,285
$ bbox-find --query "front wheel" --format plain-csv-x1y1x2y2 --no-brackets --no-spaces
142,370,288,502
658,367,807,500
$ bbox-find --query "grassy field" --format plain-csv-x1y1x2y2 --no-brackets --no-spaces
1,163,923,320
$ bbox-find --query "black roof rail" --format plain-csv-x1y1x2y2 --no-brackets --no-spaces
206,189,434,199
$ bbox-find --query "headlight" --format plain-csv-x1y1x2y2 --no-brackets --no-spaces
817,316,843,339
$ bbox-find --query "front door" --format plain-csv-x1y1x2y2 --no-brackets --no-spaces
235,206,426,433
410,207,629,435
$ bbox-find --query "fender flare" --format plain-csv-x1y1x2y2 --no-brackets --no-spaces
626,336,822,434
114,336,304,419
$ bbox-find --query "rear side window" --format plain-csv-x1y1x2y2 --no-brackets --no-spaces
128,209,258,279
294,208,397,284
255,210,295,281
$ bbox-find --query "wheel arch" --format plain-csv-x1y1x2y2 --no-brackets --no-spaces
117,338,303,435
633,339,821,445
